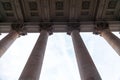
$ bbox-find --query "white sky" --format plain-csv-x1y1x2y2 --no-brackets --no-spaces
0,32,120,80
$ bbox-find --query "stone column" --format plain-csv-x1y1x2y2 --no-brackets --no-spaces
71,30,101,80
100,29,120,55
19,30,49,80
0,30,20,57
95,22,120,56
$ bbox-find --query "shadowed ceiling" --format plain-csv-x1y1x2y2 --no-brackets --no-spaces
0,0,120,21
0,0,120,32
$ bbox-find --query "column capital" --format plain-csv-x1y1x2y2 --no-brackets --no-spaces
93,22,109,35
39,23,53,35
11,22,27,36
67,23,80,35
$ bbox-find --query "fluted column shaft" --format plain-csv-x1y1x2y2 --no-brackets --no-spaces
0,30,19,57
100,29,120,56
19,30,49,80
71,30,101,80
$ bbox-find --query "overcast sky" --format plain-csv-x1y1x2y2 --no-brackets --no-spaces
0,32,120,80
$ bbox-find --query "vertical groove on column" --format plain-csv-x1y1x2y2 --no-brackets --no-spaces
101,29,120,56
19,30,49,80
71,30,101,80
0,30,19,57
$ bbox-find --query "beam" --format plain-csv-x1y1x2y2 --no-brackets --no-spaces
0,21,120,33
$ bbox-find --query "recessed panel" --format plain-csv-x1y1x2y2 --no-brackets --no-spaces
2,2,12,10
82,1,90,9
56,12,64,16
81,11,89,15
107,0,117,9
6,12,14,17
106,11,114,15
30,12,39,16
29,1,38,10
55,1,64,10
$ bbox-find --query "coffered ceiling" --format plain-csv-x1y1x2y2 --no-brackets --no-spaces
0,0,120,32
0,0,120,22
